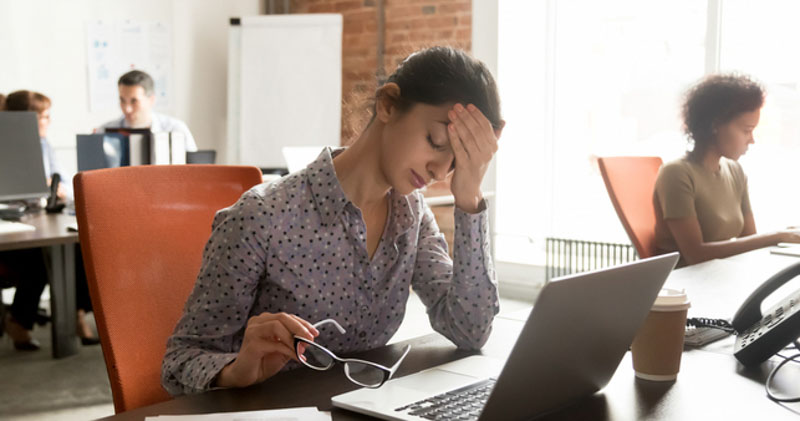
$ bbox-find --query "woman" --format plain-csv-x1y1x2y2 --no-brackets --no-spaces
654,74,800,265
2,90,99,348
162,47,504,395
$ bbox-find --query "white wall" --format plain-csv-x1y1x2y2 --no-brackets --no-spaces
0,0,263,177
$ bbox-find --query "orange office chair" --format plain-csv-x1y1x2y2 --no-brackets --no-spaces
73,165,263,413
597,156,663,259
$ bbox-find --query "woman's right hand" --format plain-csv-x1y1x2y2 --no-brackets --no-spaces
215,312,319,388
778,229,800,244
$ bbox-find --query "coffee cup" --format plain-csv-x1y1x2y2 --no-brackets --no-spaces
631,288,691,381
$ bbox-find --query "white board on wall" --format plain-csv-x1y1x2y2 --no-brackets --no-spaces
86,20,173,112
227,14,342,169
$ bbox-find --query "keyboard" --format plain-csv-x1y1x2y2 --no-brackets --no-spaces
0,219,36,234
394,378,495,421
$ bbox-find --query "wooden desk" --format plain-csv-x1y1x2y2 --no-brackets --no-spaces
0,212,79,358
99,249,800,420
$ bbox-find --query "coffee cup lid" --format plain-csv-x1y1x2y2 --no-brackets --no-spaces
652,288,690,311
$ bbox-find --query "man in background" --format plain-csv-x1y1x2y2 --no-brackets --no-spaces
99,70,198,152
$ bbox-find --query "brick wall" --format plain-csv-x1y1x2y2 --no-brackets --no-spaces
290,0,472,144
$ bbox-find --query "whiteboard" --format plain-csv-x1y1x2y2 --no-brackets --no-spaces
86,20,172,112
227,14,342,168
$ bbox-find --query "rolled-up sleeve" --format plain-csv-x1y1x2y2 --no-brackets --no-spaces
411,201,499,350
161,191,269,395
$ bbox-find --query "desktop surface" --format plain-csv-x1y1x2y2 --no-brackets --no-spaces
97,247,800,421
0,212,78,251
98,322,800,420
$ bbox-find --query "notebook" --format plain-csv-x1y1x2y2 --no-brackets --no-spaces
331,252,680,421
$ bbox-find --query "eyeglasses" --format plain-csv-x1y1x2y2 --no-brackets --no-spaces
294,319,411,388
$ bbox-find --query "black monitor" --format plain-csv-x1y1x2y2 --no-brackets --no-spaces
0,112,48,201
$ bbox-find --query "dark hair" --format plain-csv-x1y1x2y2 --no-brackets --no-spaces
0,93,5,110
119,70,155,96
378,46,502,130
683,74,764,154
4,90,51,113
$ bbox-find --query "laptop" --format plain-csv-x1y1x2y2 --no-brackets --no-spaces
332,252,680,421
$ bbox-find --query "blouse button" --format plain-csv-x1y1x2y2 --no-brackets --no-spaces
359,331,367,338
360,305,369,312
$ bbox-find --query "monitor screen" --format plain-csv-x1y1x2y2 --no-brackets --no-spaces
0,112,48,202
77,133,130,172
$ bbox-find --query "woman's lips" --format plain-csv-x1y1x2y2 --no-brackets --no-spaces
411,170,426,189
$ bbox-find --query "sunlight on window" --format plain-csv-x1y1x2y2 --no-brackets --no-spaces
496,0,706,265
721,0,800,232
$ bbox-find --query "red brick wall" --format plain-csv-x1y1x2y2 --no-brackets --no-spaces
290,0,472,144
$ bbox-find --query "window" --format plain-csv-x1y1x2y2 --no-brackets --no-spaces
496,0,706,267
719,0,800,232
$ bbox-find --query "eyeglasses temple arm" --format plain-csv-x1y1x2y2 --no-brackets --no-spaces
312,318,346,334
389,345,412,375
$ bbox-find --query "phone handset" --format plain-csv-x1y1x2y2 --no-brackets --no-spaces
45,173,65,214
732,262,800,332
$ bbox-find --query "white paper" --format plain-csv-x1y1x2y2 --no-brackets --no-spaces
146,407,331,421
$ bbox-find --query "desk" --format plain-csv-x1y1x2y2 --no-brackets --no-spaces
100,249,800,420
0,212,79,358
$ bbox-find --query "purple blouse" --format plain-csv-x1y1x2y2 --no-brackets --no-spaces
161,148,499,395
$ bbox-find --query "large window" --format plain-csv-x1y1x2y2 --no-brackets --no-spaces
495,1,800,273
719,1,800,232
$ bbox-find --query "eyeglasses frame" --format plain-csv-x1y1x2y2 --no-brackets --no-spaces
293,318,411,388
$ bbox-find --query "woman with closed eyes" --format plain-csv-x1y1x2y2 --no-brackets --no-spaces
162,46,505,395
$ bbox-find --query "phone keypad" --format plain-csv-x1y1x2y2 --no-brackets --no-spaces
735,293,800,366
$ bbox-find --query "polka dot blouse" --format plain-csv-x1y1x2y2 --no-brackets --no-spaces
161,147,499,395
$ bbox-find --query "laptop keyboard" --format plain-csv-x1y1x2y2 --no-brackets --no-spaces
394,378,495,421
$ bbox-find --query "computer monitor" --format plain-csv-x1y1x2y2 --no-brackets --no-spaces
186,149,217,164
0,112,48,201
77,133,130,172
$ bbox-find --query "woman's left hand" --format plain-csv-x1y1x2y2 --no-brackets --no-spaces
447,103,504,213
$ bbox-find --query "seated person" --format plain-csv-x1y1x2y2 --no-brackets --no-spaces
3,90,99,349
654,74,800,265
98,70,198,152
161,46,505,395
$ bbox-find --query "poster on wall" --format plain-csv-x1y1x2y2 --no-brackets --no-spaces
86,20,172,112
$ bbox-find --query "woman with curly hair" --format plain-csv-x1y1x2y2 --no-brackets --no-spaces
654,74,800,265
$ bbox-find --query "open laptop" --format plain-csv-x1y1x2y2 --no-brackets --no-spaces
332,252,680,421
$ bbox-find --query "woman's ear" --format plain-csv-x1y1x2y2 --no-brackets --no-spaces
376,83,401,123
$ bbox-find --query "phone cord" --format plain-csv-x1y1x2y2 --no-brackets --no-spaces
685,317,737,334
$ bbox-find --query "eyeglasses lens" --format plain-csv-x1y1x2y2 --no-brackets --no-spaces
345,361,385,387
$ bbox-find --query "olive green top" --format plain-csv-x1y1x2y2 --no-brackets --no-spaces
654,157,752,254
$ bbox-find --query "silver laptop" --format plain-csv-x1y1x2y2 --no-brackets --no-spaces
332,252,680,421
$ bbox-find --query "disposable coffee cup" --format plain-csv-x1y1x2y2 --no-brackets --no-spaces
631,288,691,381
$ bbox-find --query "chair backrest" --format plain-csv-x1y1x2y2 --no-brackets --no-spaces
73,165,262,413
597,156,663,259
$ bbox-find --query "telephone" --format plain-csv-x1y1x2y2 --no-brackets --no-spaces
732,262,800,366
44,173,65,214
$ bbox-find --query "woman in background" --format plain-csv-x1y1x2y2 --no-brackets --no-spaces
2,90,99,348
654,74,800,265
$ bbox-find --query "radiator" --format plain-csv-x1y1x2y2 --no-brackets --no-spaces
545,237,637,281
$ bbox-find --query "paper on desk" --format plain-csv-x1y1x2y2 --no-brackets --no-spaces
771,243,800,257
146,407,330,421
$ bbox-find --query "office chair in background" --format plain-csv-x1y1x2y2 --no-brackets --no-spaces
73,165,262,413
597,156,663,259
